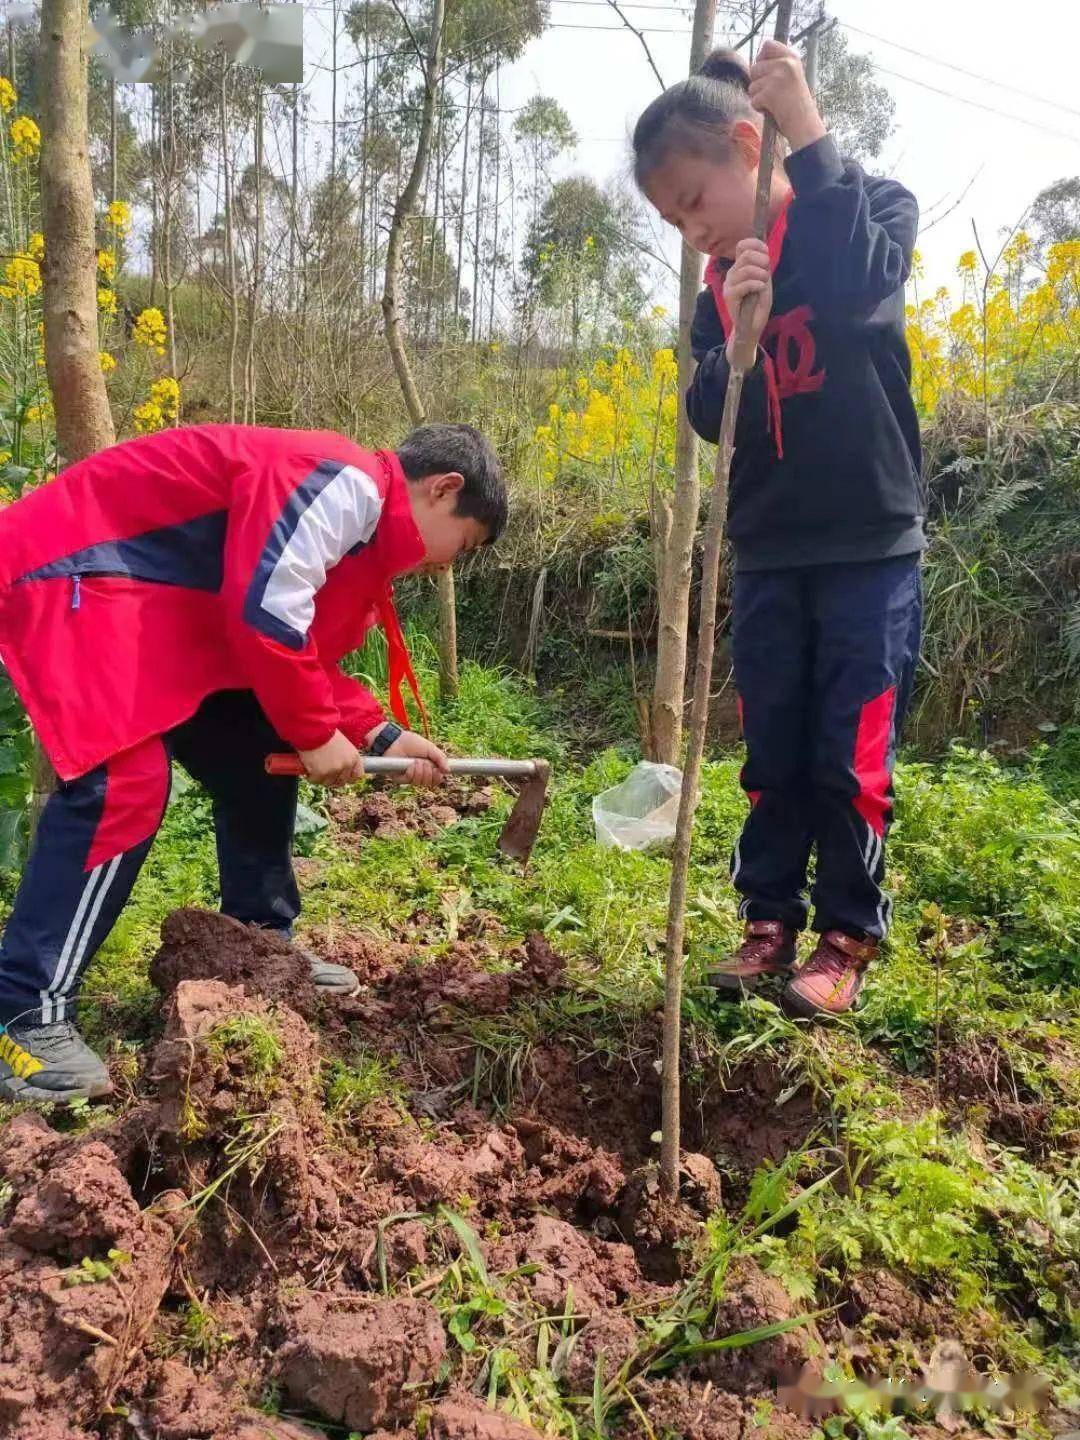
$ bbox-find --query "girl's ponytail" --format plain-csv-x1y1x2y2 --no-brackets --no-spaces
696,47,751,89
632,46,758,189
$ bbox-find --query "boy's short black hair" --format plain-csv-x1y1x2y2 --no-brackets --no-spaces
396,423,508,543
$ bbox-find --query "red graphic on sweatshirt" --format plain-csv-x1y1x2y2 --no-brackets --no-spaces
761,305,826,401
703,199,826,458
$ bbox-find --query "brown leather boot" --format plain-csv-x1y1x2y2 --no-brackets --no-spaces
707,919,798,993
782,930,878,1019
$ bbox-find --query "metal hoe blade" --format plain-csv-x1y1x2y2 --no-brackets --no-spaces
497,760,550,867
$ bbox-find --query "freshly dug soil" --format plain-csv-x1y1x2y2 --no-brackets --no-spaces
0,895,1048,1440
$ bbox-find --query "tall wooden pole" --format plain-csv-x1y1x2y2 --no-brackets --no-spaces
659,0,795,1201
650,0,718,765
381,0,458,700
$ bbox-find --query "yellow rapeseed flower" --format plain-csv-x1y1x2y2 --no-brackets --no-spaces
26,401,51,424
98,287,118,317
957,250,978,277
133,306,167,356
97,249,116,282
0,78,16,113
150,376,180,421
133,399,164,434
5,254,40,298
27,232,44,262
10,114,40,161
106,199,132,236
99,351,117,373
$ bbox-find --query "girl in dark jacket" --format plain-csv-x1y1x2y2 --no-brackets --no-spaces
633,41,923,1017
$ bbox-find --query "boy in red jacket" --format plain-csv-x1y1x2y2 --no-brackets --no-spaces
0,421,507,1103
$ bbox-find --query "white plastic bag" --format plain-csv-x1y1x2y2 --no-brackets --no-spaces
592,761,684,852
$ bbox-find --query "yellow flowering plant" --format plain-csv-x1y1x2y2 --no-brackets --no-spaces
534,345,680,507
907,237,1080,416
9,115,39,162
133,306,167,356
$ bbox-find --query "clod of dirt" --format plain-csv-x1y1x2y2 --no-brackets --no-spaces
617,1164,706,1283
519,932,566,988
122,979,341,1282
512,1116,625,1216
380,1124,526,1209
555,1312,640,1393
839,1268,942,1339
372,1391,544,1440
696,1257,824,1395
618,1381,746,1440
5,1141,143,1259
678,1152,723,1215
0,1111,61,1188
135,1359,322,1440
617,1381,814,1440
139,1359,244,1439
329,780,494,843
0,1126,173,1436
150,909,320,1019
488,1214,644,1316
9,1421,96,1440
275,1292,446,1432
938,1036,1054,1154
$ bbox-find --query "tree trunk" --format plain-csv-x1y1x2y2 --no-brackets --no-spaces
454,68,472,330
162,59,178,387
650,0,718,768
36,0,117,827
221,58,239,422
470,72,487,345
381,0,457,700
659,0,793,1204
244,88,263,423
109,78,117,205
487,62,501,341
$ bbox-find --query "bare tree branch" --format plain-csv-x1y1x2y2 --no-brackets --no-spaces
604,0,666,91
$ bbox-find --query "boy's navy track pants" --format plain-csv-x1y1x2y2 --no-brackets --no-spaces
730,554,922,940
0,691,300,1027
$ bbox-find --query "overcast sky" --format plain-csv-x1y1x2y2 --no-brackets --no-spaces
497,0,1080,302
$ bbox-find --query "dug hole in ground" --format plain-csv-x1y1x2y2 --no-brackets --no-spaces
0,775,1074,1440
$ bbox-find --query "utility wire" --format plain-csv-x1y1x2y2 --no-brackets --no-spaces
837,19,1080,122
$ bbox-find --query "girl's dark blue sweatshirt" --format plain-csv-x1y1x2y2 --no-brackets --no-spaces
688,134,925,572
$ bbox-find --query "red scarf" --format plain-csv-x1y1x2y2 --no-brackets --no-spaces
704,194,793,459
377,586,430,737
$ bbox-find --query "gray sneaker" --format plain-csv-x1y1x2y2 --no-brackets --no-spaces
0,1019,113,1104
299,951,361,997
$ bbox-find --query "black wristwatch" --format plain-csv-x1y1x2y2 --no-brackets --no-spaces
368,722,402,756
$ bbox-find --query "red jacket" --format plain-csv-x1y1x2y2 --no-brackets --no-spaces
0,424,426,780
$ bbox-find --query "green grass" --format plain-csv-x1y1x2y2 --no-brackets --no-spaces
4,643,1078,1421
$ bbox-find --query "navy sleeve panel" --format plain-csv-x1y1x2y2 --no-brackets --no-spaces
686,286,730,444
783,135,919,319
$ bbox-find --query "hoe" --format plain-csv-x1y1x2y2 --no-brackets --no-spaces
266,753,551,867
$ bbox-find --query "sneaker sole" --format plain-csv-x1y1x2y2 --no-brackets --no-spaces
0,1072,114,1105
780,984,857,1022
313,975,362,998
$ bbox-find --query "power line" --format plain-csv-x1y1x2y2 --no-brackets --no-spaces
838,20,1080,123
867,62,1080,147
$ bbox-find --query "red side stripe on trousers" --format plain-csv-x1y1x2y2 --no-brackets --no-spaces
852,685,897,839
86,738,170,871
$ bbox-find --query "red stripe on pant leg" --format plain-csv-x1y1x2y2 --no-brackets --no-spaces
735,695,761,806
851,686,897,839
86,737,170,870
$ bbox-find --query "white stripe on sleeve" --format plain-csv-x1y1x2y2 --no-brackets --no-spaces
260,464,383,642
